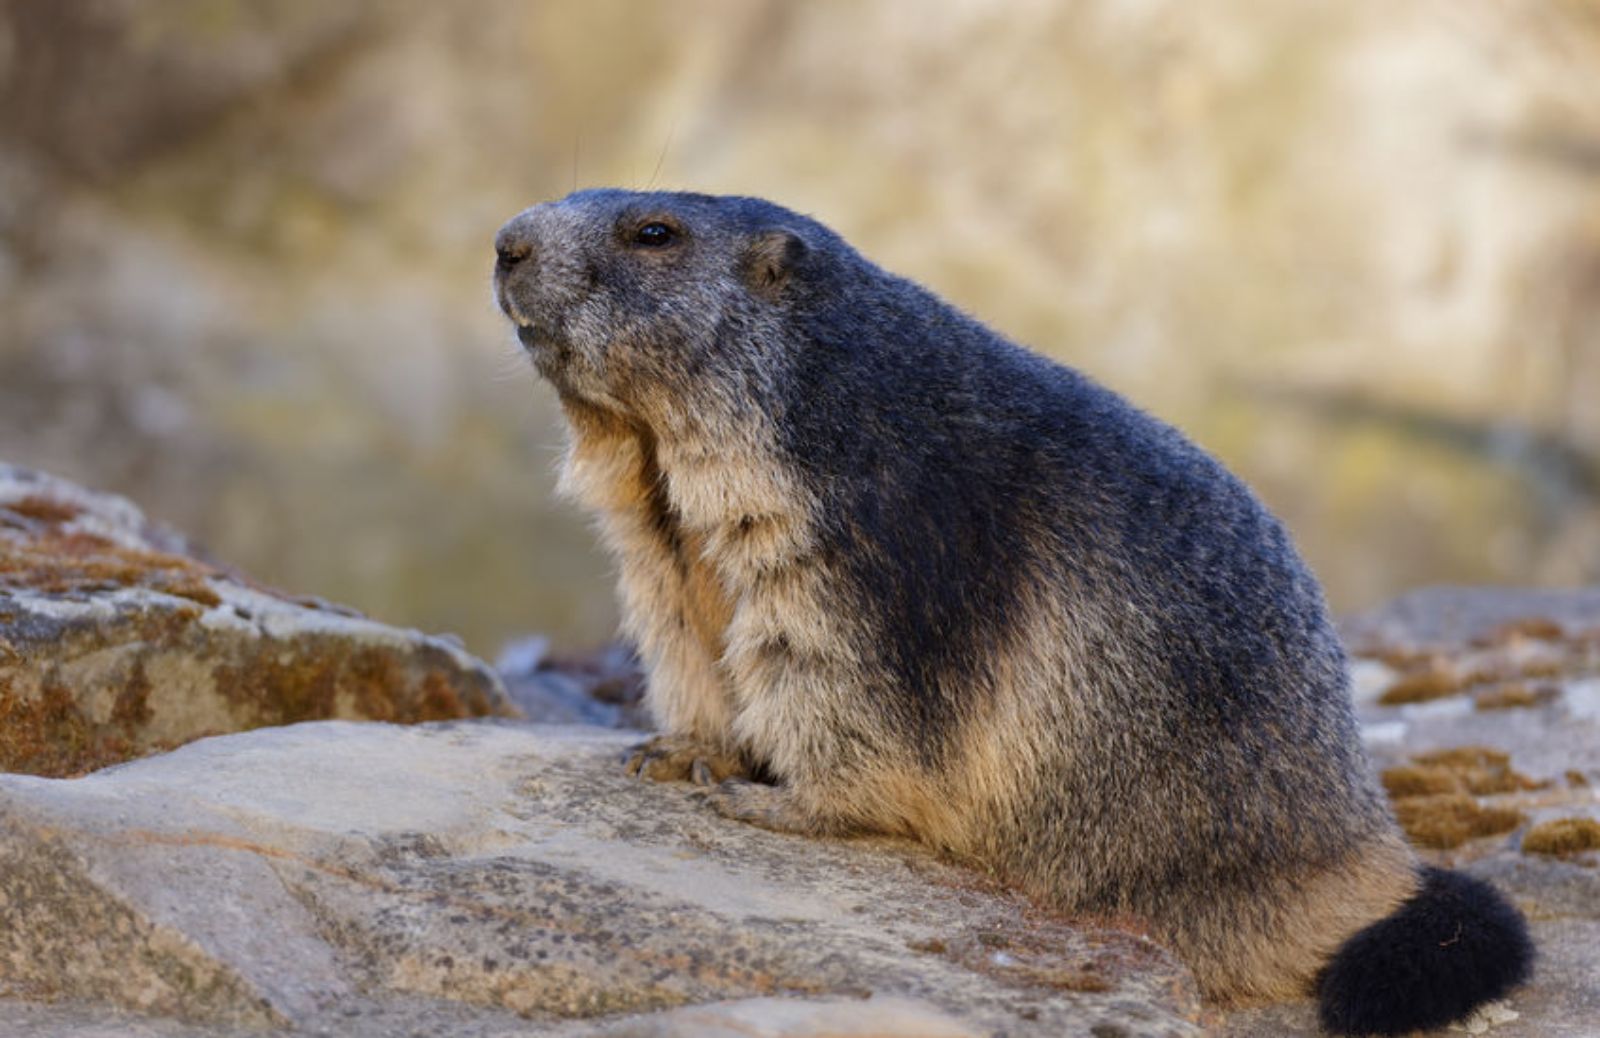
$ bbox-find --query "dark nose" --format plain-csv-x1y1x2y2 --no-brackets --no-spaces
494,214,535,269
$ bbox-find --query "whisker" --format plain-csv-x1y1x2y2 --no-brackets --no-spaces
491,341,533,382
647,121,677,191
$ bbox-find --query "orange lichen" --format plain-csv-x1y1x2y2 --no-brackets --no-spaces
1518,657,1568,679
1041,969,1114,993
1521,818,1600,857
1362,645,1434,671
160,579,223,607
3,612,502,777
0,519,227,603
1377,647,1581,706
417,670,470,721
0,674,137,778
1380,766,1457,799
939,928,1122,996
3,495,84,523
211,639,503,730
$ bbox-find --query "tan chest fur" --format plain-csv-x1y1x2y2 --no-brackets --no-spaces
553,396,951,831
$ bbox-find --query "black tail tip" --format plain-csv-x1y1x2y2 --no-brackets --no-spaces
1316,866,1533,1037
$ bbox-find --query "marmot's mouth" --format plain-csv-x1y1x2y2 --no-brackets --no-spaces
516,323,570,362
494,279,535,328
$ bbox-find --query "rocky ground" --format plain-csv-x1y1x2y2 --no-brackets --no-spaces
1221,588,1600,1037
2,466,1597,1036
0,723,1202,1038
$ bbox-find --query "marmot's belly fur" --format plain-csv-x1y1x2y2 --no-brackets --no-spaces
494,189,1532,1036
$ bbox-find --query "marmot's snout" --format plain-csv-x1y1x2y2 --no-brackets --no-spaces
493,216,534,271
493,209,541,330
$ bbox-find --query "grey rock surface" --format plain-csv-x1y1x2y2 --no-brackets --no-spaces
1340,585,1600,654
0,722,1201,1037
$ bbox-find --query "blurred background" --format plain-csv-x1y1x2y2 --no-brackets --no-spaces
2,0,1598,657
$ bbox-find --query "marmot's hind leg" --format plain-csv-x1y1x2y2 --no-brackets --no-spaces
701,777,850,837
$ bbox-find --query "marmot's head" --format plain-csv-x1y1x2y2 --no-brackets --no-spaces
494,190,829,417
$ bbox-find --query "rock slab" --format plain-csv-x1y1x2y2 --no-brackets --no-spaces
0,722,1200,1037
0,464,514,776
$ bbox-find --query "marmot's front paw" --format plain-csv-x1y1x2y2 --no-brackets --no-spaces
623,734,744,784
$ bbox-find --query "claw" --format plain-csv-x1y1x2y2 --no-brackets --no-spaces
622,743,661,778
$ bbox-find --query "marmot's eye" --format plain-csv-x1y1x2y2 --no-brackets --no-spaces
633,222,677,247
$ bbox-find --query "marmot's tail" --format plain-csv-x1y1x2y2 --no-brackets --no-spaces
1316,866,1533,1036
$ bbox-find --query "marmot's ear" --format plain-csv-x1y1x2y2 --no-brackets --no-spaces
740,229,808,299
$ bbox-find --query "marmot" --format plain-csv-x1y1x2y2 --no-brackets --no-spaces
493,190,1532,1036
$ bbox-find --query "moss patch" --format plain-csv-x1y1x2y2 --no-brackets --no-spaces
1474,682,1560,711
1473,616,1565,646
1521,818,1600,857
1382,746,1540,850
1377,657,1467,705
1381,747,1544,799
1392,794,1525,850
